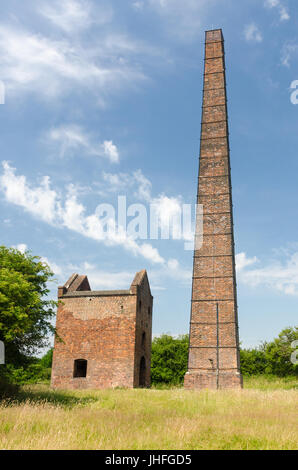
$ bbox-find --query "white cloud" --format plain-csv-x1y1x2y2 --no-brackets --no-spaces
41,256,63,276
264,0,290,22
39,0,91,32
151,194,183,239
47,125,119,163
39,0,111,33
0,161,59,224
0,24,147,102
148,258,192,290
236,250,298,296
86,268,134,290
133,169,152,201
101,169,152,199
281,44,298,67
11,243,63,276
101,169,192,242
0,162,164,265
102,171,132,190
102,141,119,163
13,243,28,254
236,252,259,272
244,23,263,43
70,256,191,292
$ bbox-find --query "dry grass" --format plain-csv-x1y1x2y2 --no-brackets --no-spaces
0,377,297,450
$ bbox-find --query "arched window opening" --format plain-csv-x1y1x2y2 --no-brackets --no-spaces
73,359,87,378
139,300,142,312
148,306,151,316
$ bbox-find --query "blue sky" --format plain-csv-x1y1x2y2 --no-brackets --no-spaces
0,0,297,349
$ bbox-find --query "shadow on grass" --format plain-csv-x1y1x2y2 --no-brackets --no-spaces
2,385,99,408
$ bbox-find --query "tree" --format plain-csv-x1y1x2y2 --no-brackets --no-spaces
151,334,189,385
263,327,298,377
240,348,267,376
0,246,57,362
40,348,53,369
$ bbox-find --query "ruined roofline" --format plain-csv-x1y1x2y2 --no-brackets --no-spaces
130,269,152,298
62,290,131,298
58,269,150,298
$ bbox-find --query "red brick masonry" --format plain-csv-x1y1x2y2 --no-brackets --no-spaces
51,270,153,389
184,29,242,389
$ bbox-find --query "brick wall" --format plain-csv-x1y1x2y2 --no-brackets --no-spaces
51,270,153,390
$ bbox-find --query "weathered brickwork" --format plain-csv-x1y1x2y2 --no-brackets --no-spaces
51,270,153,390
184,29,242,390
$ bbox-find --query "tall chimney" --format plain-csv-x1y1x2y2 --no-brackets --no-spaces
184,29,242,389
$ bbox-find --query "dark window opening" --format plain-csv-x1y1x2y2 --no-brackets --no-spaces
139,356,146,387
148,306,151,316
141,332,146,348
73,359,87,378
139,300,142,312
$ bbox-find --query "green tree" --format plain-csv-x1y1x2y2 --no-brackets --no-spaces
151,334,189,385
240,348,267,376
0,246,57,362
40,348,53,368
263,327,298,377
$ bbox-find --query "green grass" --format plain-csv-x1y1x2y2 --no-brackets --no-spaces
243,375,298,390
0,376,297,450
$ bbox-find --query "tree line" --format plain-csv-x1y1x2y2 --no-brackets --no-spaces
0,245,297,394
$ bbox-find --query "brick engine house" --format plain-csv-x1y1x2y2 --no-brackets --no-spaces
51,270,153,389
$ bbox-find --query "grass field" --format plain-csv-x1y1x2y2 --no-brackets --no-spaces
0,376,297,450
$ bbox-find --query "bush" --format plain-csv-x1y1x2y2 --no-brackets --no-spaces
151,334,188,385
263,327,298,377
0,367,19,398
240,348,267,376
5,363,51,385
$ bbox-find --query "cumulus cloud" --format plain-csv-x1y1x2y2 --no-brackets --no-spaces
11,243,62,276
68,256,190,292
0,23,147,102
41,256,63,276
244,23,263,43
46,125,119,162
281,43,298,67
39,0,93,32
102,141,119,163
236,252,259,272
0,162,165,265
236,251,298,296
101,169,192,243
13,243,28,254
264,0,290,22
0,162,58,224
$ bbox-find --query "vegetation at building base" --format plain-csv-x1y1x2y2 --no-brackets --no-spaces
151,328,298,387
0,246,57,396
151,334,189,386
0,245,297,392
2,330,298,391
